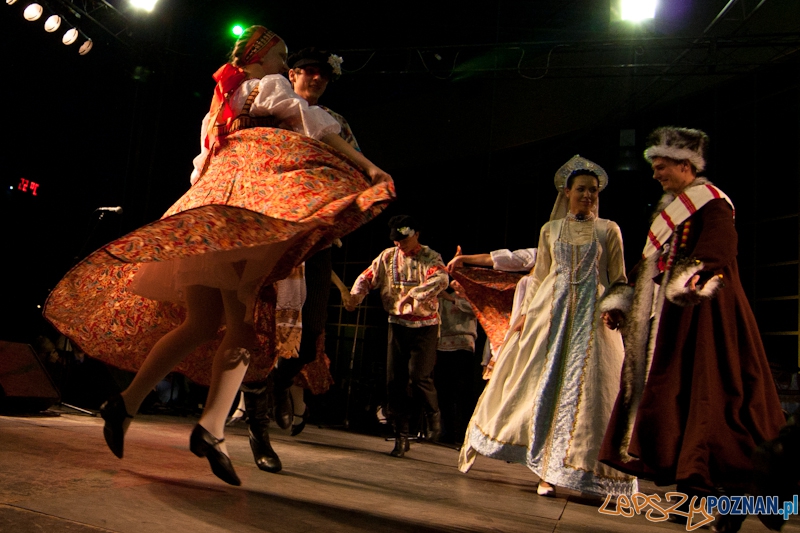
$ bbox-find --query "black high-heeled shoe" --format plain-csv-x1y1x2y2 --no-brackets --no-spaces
100,394,133,459
290,406,309,437
189,424,241,486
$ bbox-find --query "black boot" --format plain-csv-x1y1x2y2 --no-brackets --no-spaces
390,420,410,457
426,411,442,442
273,386,293,430
243,390,282,473
391,435,409,457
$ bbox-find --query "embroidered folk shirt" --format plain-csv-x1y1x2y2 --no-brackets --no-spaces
319,105,361,151
437,295,478,352
350,245,449,327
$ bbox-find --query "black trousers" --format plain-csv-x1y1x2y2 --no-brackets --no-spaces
386,323,439,430
273,247,332,391
434,349,477,443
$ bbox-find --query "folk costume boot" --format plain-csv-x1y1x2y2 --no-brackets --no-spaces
425,410,442,443
243,389,282,473
273,385,293,430
390,420,411,458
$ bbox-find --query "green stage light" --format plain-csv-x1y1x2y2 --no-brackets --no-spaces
231,25,244,37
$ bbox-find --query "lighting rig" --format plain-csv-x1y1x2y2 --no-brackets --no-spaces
5,0,157,55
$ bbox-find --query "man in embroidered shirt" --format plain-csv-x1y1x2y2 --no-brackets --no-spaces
243,47,361,475
346,215,449,457
287,47,360,150
599,127,784,525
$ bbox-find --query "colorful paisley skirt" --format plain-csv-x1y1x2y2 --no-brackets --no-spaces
43,128,394,386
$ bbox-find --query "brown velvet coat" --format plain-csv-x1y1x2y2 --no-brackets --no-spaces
600,197,785,491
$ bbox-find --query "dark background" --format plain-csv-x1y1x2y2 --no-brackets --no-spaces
1,0,799,425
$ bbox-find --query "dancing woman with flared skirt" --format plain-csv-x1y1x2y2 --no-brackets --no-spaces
44,26,394,485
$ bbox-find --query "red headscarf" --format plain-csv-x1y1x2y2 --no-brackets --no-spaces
206,26,282,148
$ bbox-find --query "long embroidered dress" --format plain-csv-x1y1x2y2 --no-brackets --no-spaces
459,215,637,497
43,74,394,386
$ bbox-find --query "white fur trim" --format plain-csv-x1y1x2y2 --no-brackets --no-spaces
697,273,723,299
665,260,722,306
644,146,706,172
599,284,634,315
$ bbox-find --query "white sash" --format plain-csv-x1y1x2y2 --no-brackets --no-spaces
642,184,734,259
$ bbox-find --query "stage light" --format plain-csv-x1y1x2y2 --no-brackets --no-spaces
129,0,157,12
62,27,78,45
620,0,656,22
23,3,42,21
78,39,92,55
6,0,19,5
44,14,61,32
231,25,244,37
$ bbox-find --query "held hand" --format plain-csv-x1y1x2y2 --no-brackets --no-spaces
602,309,625,330
366,165,392,186
510,314,525,333
450,280,466,298
683,274,704,305
439,291,456,303
343,294,357,312
398,294,415,314
446,245,464,273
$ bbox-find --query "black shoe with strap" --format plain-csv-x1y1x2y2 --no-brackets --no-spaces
189,424,241,486
100,394,133,459
290,406,309,437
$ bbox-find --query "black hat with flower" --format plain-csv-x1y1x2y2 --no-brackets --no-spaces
288,47,344,81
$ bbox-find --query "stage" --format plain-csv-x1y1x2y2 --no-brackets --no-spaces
0,409,795,533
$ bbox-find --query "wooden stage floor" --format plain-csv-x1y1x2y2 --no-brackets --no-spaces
0,408,796,533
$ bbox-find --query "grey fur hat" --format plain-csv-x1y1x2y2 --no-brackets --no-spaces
643,127,709,172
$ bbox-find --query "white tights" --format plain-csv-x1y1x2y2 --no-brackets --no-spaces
119,285,255,454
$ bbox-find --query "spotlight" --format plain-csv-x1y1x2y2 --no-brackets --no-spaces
129,0,157,12
6,0,19,5
619,0,656,22
78,39,92,55
44,14,61,32
231,25,244,37
62,27,78,45
23,3,42,21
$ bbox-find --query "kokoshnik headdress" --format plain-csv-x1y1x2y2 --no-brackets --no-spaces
206,26,282,149
549,155,608,221
643,127,709,172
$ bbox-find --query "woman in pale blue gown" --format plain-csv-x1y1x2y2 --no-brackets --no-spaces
458,155,637,498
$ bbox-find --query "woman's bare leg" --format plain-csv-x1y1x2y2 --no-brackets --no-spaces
197,288,256,454
119,285,223,428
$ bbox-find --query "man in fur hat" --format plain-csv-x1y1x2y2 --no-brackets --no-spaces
598,127,784,529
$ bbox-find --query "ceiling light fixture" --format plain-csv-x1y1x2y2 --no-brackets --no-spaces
62,27,78,45
619,0,657,22
78,39,92,55
44,14,61,32
23,3,42,21
129,0,157,12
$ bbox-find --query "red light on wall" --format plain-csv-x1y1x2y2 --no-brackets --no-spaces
17,178,40,196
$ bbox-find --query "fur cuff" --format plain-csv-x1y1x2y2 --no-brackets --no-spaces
599,284,634,315
665,259,723,306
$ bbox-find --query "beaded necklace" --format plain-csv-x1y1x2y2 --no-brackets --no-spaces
558,213,600,285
